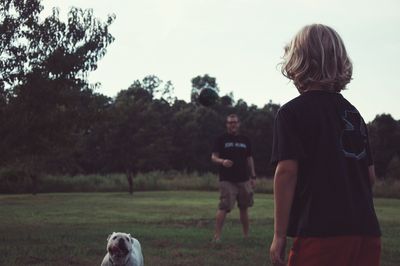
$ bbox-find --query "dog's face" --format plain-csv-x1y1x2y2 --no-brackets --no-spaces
106,232,133,262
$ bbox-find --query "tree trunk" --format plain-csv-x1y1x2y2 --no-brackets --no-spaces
126,170,133,195
30,173,38,195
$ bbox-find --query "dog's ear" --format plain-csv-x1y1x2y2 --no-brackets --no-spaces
107,232,115,241
128,234,134,243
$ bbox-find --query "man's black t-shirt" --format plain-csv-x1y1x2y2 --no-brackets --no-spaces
213,133,252,182
271,90,381,237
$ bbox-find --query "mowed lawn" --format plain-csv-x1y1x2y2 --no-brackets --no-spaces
0,191,399,266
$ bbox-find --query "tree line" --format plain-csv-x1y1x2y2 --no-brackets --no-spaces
1,0,399,194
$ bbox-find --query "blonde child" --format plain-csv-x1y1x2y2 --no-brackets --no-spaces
269,24,381,266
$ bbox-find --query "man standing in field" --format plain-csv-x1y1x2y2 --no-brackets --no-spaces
211,114,256,242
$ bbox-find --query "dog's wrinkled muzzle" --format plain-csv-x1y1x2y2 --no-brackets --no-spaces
108,239,129,258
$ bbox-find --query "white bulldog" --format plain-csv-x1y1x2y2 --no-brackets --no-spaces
101,232,144,266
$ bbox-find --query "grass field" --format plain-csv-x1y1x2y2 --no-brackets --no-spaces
0,191,399,266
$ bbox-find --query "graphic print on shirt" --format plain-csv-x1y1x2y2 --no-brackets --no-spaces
340,110,367,160
224,142,247,149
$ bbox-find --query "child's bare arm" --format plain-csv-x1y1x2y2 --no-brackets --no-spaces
273,159,298,237
270,159,298,265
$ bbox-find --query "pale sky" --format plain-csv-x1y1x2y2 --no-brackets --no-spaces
42,0,400,122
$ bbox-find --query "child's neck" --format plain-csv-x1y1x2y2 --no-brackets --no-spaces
302,86,338,94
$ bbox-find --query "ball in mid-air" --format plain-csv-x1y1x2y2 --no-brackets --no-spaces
198,87,219,106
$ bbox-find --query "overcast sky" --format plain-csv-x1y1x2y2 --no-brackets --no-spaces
42,0,400,122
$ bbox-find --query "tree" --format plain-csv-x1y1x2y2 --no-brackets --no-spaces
220,93,234,106
142,75,176,104
190,74,219,104
386,155,400,180
239,101,280,176
72,92,113,174
104,76,174,194
0,0,115,193
169,103,223,172
368,114,400,178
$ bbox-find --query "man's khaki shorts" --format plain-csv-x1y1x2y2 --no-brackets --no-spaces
218,181,254,212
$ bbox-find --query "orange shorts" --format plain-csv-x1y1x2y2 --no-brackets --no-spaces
288,236,381,266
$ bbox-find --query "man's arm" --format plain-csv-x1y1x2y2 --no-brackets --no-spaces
211,152,223,165
247,156,256,177
211,152,233,167
270,159,298,266
247,156,256,187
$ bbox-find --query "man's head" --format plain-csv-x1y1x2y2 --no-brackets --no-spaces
226,114,240,135
281,24,353,93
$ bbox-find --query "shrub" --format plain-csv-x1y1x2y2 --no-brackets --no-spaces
0,168,31,193
373,179,400,198
386,155,400,180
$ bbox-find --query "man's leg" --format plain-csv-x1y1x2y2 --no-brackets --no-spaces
239,208,249,238
237,181,254,238
214,181,236,241
214,209,227,241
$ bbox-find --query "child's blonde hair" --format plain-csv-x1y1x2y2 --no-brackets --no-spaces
282,24,353,93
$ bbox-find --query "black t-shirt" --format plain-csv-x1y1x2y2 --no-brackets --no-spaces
271,90,381,237
213,133,252,182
